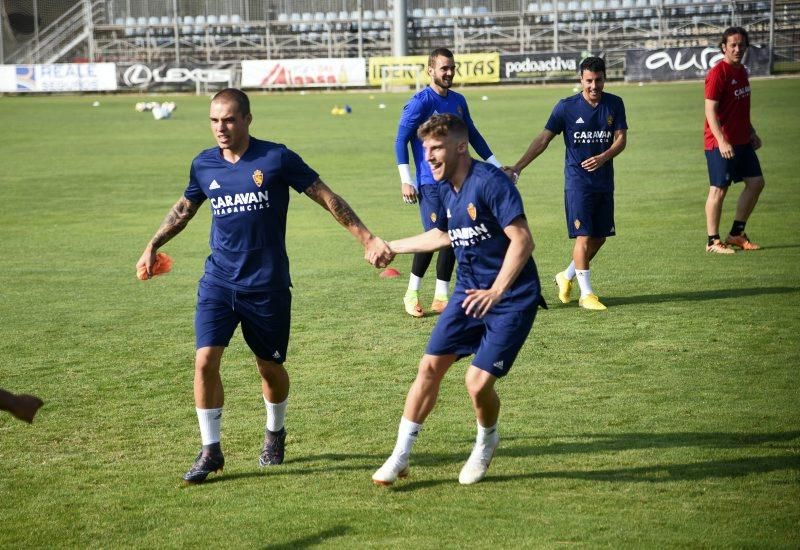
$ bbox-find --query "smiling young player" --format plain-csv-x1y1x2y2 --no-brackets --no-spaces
506,57,627,310
373,114,545,486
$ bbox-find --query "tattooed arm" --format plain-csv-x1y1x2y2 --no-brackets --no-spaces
136,196,201,278
304,179,394,268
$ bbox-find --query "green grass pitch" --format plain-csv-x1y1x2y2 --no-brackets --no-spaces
0,78,798,547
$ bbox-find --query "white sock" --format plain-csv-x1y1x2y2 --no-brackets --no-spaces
565,261,576,280
391,416,422,462
434,279,449,298
196,407,223,445
263,396,287,432
575,269,594,297
407,274,422,292
476,421,499,445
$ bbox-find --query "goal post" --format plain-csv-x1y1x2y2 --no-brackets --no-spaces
380,64,425,93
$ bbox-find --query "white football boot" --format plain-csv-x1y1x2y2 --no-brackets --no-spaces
372,456,410,486
459,430,500,485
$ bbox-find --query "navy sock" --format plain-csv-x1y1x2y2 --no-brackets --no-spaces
708,234,720,246
202,442,221,456
730,220,746,236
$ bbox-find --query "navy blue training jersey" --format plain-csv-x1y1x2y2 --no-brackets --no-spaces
545,92,627,192
183,137,319,291
434,161,541,313
395,86,493,187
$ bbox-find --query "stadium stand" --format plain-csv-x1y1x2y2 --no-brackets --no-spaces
1,0,798,75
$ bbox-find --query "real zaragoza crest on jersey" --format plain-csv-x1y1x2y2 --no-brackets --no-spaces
607,115,614,126
430,212,437,223
252,169,263,187
467,202,477,221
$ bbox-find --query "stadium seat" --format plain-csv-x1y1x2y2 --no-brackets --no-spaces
557,2,571,22
194,14,205,34
206,14,218,34
362,9,374,30
333,10,347,31
180,15,192,34
146,16,158,34
451,6,462,17
476,6,493,25
124,16,135,36
540,1,554,22
324,11,336,30
311,11,324,32
159,15,171,36
299,12,312,32
289,12,300,32
135,16,146,35
374,9,388,29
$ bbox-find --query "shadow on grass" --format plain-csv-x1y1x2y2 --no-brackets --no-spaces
603,286,799,307
500,430,800,456
262,525,352,549
183,431,799,491
391,430,800,492
758,244,800,250
481,454,800,484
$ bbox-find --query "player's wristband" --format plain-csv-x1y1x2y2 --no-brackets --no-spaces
398,164,413,185
485,155,503,168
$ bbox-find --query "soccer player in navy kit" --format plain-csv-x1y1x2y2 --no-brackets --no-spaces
507,57,627,311
136,89,392,484
395,48,506,318
703,27,765,254
373,114,545,486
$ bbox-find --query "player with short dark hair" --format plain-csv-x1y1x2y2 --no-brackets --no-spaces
703,26,765,254
136,88,392,484
505,56,627,310
373,113,545,486
395,48,507,318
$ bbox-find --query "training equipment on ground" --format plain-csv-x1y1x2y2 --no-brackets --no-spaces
380,268,400,278
136,252,173,280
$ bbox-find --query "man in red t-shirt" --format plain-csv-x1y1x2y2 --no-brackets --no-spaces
703,26,765,254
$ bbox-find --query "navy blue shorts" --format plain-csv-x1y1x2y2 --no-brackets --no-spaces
418,184,445,231
564,189,616,238
195,279,291,363
705,144,763,187
425,291,538,378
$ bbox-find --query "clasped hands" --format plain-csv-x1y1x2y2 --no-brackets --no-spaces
364,236,395,269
